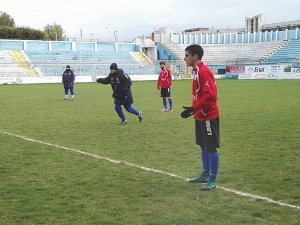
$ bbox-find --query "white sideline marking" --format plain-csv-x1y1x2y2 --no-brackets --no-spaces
1,130,300,210
219,187,300,210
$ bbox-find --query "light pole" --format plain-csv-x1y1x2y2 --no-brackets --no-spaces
114,31,117,43
80,29,82,76
105,27,110,43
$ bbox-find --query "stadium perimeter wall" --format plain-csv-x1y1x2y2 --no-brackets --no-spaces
0,75,228,85
0,75,158,85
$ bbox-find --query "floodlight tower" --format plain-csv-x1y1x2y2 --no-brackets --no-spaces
105,27,110,43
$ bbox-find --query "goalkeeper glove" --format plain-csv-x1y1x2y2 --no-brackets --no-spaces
180,106,195,119
96,78,103,83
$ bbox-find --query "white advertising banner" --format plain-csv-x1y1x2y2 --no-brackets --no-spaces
241,65,278,79
240,64,300,80
278,72,300,79
0,77,16,84
0,75,159,84
0,76,92,84
277,66,300,79
239,73,269,79
95,75,159,81
292,68,300,73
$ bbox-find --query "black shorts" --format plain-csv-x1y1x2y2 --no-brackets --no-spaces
195,117,220,151
160,88,171,98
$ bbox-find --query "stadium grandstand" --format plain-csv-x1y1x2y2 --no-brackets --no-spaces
1,14,300,81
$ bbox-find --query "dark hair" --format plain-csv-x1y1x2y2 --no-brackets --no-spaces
185,44,204,60
159,61,165,65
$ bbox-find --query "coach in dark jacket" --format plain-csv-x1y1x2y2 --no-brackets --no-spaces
62,65,75,101
96,63,142,125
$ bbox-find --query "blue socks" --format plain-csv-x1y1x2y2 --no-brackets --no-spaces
163,99,167,109
201,150,219,180
163,98,173,109
201,150,210,174
209,152,219,180
168,98,173,109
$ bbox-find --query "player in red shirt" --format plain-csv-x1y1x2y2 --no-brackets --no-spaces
181,44,220,190
157,61,173,112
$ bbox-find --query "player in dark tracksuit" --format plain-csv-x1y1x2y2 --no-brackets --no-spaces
96,63,143,125
62,65,75,101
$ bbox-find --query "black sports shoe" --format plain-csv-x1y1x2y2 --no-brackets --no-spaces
63,98,68,101
138,111,142,122
118,120,127,125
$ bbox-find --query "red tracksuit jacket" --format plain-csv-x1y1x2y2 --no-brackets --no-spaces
192,62,219,121
157,68,172,89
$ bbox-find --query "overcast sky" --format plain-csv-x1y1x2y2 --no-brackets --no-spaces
1,0,300,42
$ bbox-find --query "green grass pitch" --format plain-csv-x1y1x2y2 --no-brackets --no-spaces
0,79,300,224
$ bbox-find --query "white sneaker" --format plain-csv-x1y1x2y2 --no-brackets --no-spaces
138,112,142,122
161,108,168,112
118,120,128,125
169,109,174,112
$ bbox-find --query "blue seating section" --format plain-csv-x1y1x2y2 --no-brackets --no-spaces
25,51,156,76
263,39,300,63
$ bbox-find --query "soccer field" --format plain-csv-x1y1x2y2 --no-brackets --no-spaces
0,80,300,224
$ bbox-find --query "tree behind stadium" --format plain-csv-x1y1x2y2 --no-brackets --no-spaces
0,11,65,41
0,11,15,27
44,22,66,41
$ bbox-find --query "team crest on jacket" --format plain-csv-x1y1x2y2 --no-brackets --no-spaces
192,73,198,80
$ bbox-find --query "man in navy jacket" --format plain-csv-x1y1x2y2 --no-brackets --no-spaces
62,65,75,101
96,63,142,125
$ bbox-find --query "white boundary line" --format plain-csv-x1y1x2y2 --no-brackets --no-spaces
1,130,299,210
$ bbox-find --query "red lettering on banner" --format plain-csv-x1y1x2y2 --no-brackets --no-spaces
226,66,245,74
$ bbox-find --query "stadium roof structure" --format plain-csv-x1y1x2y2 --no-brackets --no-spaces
261,20,300,31
184,27,210,32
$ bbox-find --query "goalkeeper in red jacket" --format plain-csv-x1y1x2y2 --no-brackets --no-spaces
157,61,173,112
181,44,220,190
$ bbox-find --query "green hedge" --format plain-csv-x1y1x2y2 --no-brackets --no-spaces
0,25,48,40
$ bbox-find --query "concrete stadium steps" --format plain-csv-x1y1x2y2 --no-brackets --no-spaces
0,50,26,77
8,50,38,77
131,52,152,66
162,41,286,65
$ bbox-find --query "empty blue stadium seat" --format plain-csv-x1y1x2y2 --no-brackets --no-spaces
263,39,300,63
25,50,155,76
